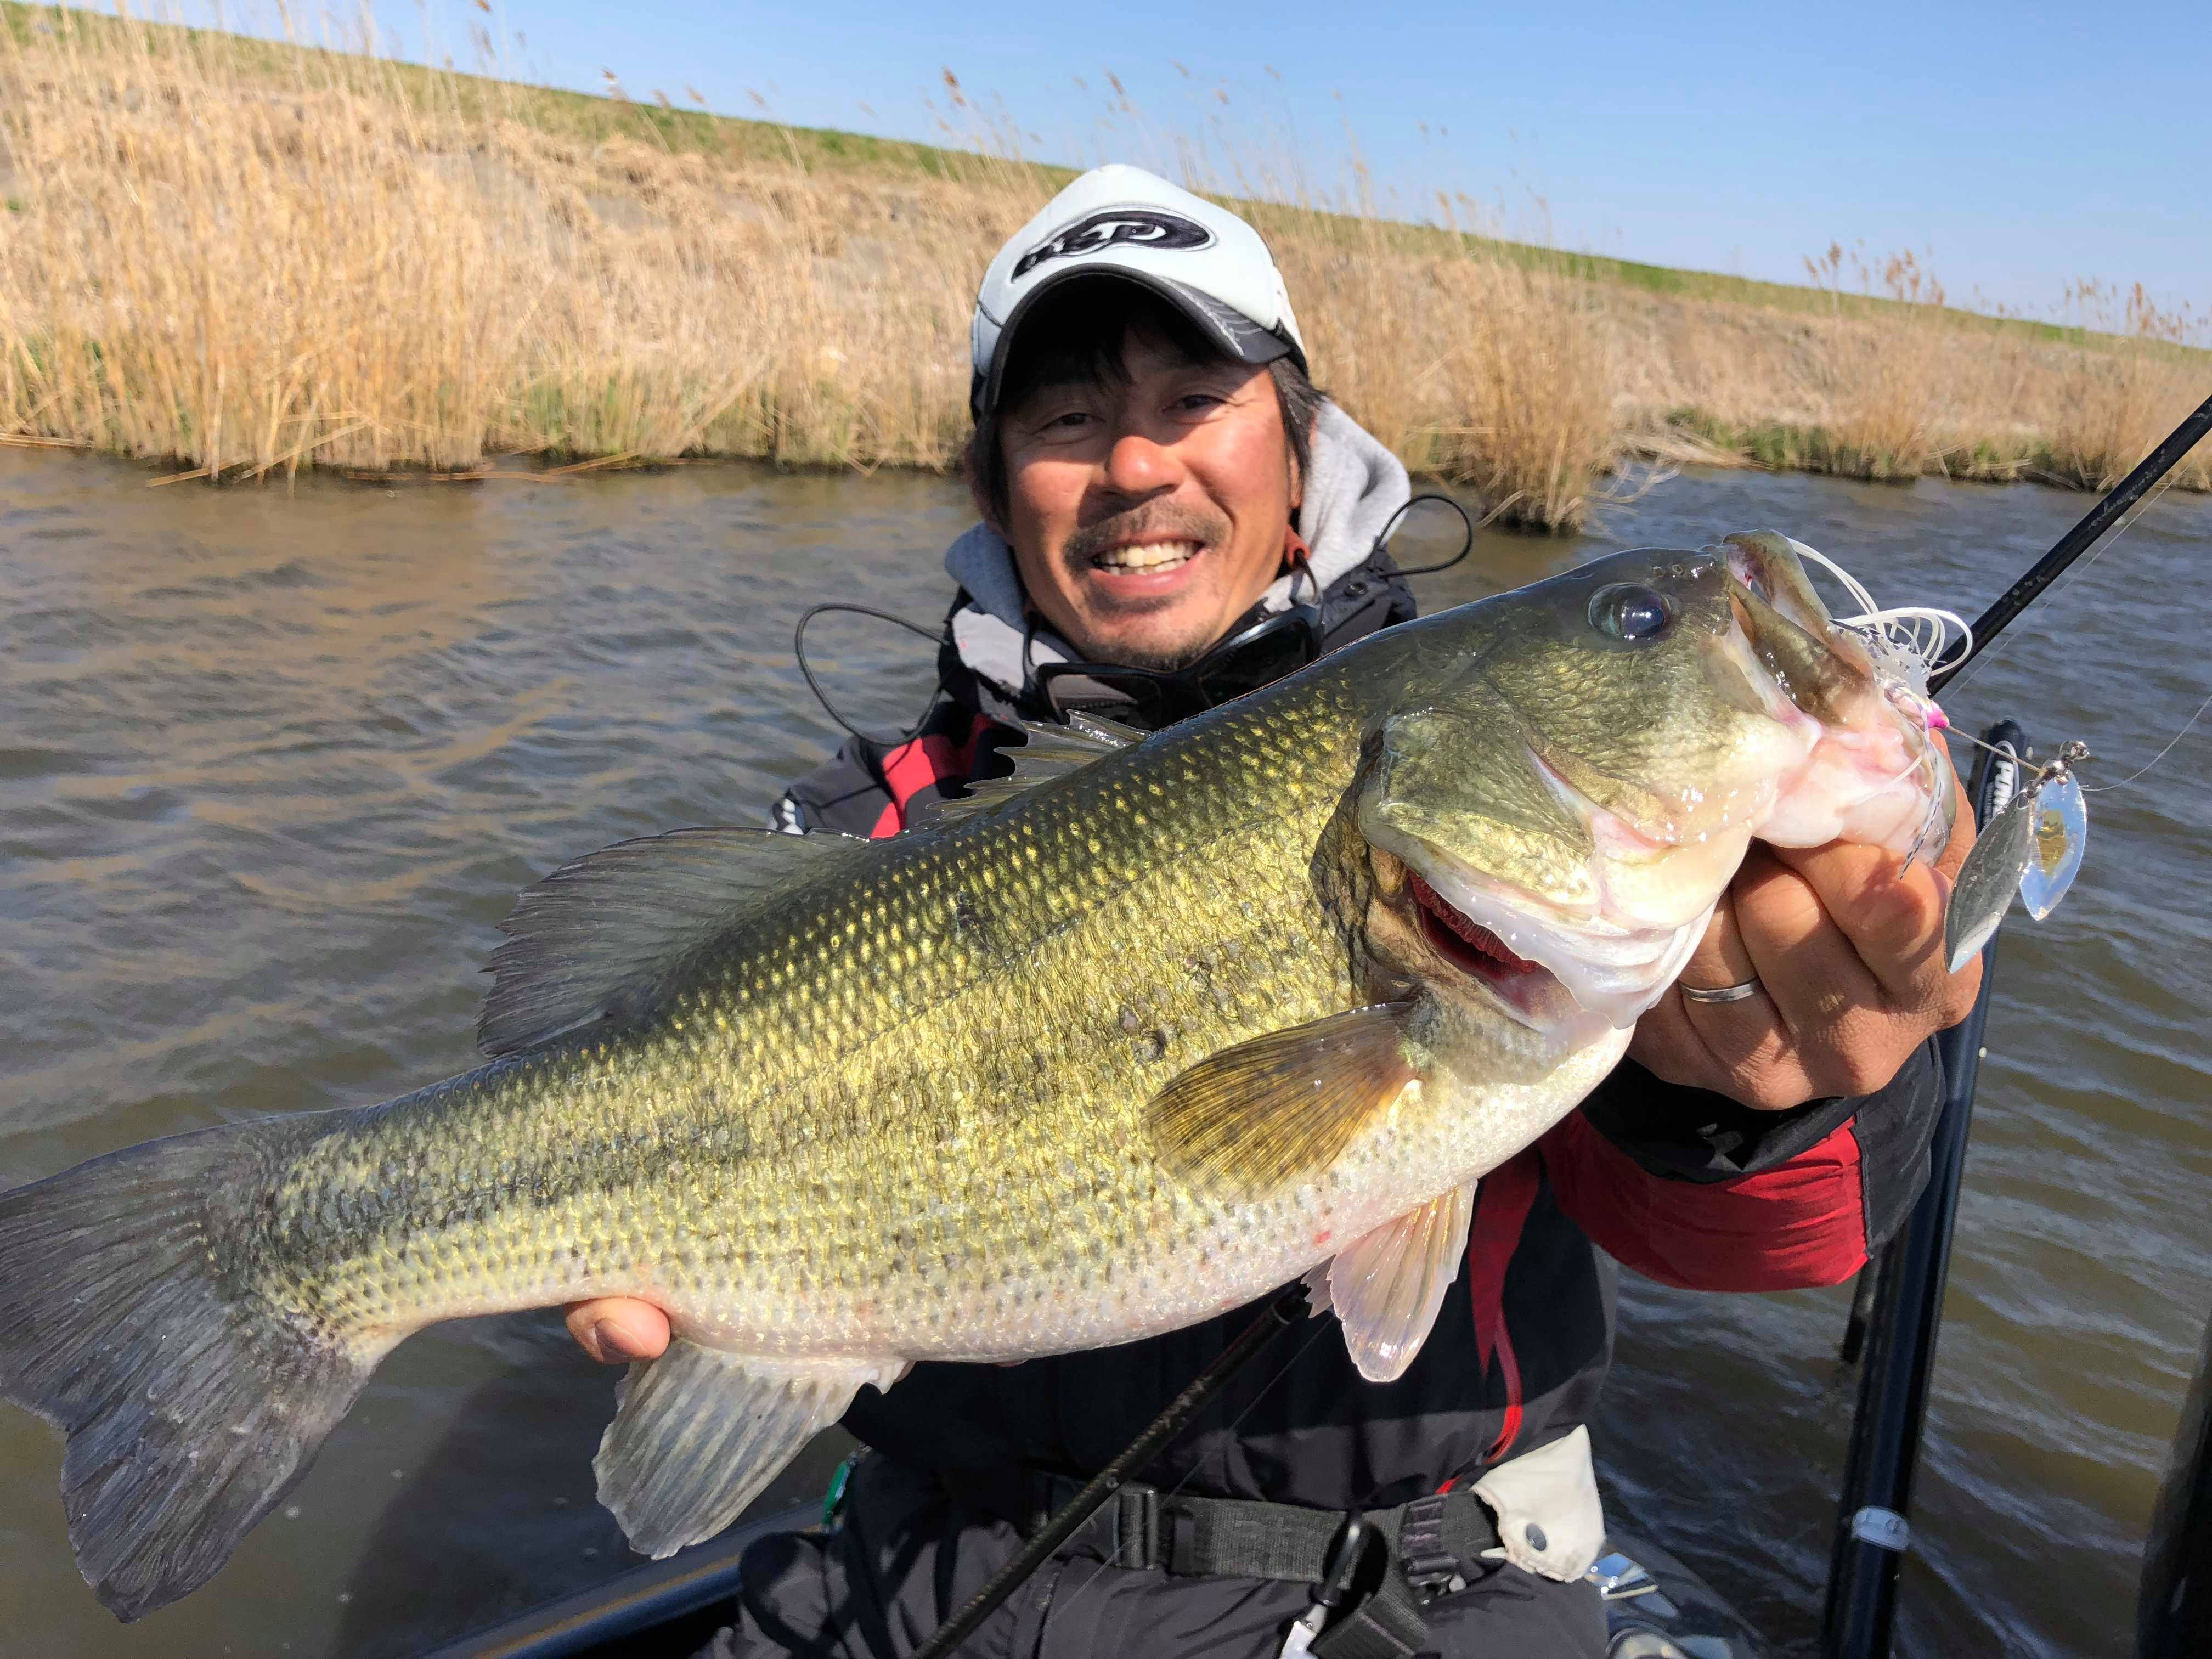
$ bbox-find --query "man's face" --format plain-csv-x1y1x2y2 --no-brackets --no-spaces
989,327,1299,672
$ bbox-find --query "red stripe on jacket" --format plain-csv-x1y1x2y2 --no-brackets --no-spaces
1463,1152,1541,1464
1537,1110,1867,1291
870,716,989,839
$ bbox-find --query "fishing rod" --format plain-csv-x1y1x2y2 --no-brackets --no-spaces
1928,391,2212,692
910,1284,1311,1659
1821,724,2019,1659
908,394,2212,1659
1824,404,2211,1655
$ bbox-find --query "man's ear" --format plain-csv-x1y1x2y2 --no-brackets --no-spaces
972,476,1006,540
964,418,1007,537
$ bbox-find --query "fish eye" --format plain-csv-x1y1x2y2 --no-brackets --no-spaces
1588,583,1674,642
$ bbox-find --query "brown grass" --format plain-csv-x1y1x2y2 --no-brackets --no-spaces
2,5,2207,529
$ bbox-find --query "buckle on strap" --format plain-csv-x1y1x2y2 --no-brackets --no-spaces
1396,1492,1469,1600
1114,1483,1162,1569
1304,1515,1430,1659
1013,1471,1164,1568
1280,1513,1373,1658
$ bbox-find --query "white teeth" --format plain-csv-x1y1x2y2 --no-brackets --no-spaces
1094,541,1200,571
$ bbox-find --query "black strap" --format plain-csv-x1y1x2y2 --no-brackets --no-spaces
1311,1579,1431,1659
1397,1492,1477,1599
957,1469,1500,1657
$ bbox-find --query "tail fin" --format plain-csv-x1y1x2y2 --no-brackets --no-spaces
0,1123,375,1621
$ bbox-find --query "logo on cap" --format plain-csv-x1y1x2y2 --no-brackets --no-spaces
1011,208,1215,280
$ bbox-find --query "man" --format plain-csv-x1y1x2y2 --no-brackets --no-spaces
566,166,1979,1657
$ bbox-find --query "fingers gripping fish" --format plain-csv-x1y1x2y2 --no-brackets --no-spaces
0,535,1953,1620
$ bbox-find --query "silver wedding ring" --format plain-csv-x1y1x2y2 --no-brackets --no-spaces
1680,976,1763,1005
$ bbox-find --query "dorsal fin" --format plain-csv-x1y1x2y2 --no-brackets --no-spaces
1064,710,1146,746
477,827,865,1058
905,719,1135,833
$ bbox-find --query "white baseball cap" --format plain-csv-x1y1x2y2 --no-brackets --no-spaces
969,163,1307,420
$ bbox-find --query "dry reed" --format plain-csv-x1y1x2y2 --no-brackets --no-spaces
2,5,2206,530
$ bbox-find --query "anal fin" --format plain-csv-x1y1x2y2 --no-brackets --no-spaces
1301,1259,1335,1316
594,1341,906,1558
1328,1183,1475,1383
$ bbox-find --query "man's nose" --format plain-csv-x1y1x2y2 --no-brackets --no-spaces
1101,428,1183,498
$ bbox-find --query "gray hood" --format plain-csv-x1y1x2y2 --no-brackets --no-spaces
945,400,1410,698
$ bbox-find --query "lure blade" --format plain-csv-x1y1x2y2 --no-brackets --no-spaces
1945,788,2036,972
2017,771,2086,921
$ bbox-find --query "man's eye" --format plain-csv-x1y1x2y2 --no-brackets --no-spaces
1173,392,1224,413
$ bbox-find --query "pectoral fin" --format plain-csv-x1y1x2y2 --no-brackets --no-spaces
594,1341,907,1559
1145,1004,1417,1194
1328,1183,1475,1383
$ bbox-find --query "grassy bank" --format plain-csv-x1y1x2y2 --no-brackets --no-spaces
3,4,2208,528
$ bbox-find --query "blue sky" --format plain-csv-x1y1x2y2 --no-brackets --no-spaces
232,1,2212,326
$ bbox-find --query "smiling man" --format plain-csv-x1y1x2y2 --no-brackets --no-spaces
566,167,1979,1658
982,292,1313,675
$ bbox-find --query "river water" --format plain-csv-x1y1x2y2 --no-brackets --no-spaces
1,447,2205,1658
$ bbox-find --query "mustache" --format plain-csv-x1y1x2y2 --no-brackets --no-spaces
1062,503,1230,568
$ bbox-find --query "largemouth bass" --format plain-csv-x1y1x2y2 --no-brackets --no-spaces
0,533,1951,1620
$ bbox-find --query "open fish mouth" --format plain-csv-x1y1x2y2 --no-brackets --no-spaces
1723,532,1846,644
1399,847,1709,1046
1715,535,1955,855
1406,870,1567,1032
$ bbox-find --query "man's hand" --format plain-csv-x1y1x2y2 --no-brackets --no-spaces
565,1299,669,1365
561,1300,1024,1367
1628,778,1980,1111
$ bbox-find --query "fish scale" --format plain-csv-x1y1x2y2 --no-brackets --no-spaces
258,674,1374,1362
0,538,1954,1618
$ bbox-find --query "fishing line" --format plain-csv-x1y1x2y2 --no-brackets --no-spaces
1057,1308,1342,1601
1933,468,2184,699
2078,689,2212,794
1801,457,2201,823
1809,463,2206,806
1933,724,2025,768
909,1287,1316,1659
1929,388,2212,690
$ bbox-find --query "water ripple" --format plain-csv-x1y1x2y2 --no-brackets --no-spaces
2,452,2207,1657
